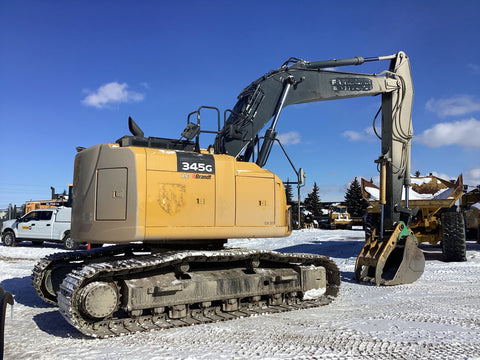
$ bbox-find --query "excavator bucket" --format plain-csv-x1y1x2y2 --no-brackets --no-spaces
354,222,425,285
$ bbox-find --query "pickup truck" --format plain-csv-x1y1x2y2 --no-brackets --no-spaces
1,207,80,250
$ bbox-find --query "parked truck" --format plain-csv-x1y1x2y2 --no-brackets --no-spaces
1,207,79,250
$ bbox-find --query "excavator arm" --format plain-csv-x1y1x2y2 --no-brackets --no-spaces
215,52,414,223
215,51,424,285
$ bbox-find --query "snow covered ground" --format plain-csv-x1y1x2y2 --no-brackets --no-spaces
1,228,480,360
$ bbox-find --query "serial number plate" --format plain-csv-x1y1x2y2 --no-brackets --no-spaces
177,153,215,174
331,77,373,92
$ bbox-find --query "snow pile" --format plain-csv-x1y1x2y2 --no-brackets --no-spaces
410,177,439,186
302,287,327,300
1,230,480,359
364,177,457,201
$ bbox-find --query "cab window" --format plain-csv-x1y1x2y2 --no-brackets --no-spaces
23,211,40,222
39,211,53,221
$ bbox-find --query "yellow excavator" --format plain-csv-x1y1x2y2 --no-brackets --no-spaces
32,51,424,338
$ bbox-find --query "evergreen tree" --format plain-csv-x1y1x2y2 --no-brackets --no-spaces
344,177,369,218
414,170,421,177
284,180,294,205
304,182,322,218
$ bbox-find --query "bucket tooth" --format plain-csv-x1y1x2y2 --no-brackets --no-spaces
354,222,425,285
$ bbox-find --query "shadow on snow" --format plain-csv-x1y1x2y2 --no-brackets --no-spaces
275,240,365,259
0,277,84,338
33,310,83,339
0,276,51,309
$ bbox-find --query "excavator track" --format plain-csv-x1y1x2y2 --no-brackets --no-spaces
31,244,147,305
34,247,340,338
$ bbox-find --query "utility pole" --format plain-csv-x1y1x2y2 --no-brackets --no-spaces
297,168,306,229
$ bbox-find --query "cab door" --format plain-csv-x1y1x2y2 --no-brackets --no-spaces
35,210,54,239
16,211,40,238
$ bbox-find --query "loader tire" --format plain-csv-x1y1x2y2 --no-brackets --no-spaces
441,212,467,262
364,213,380,241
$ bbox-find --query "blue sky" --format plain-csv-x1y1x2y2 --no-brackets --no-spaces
1,0,479,208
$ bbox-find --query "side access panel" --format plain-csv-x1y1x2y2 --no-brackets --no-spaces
236,175,275,227
96,168,128,221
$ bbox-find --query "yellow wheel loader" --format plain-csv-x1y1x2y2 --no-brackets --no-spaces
327,205,353,230
32,51,424,338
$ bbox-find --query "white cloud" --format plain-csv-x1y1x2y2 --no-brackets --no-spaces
415,118,480,149
342,127,377,142
425,95,480,117
465,167,480,187
277,131,301,145
82,82,145,108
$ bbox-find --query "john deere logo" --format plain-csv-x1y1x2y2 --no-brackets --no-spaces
158,184,186,215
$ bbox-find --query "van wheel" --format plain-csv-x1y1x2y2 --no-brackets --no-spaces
63,232,79,250
2,231,16,247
